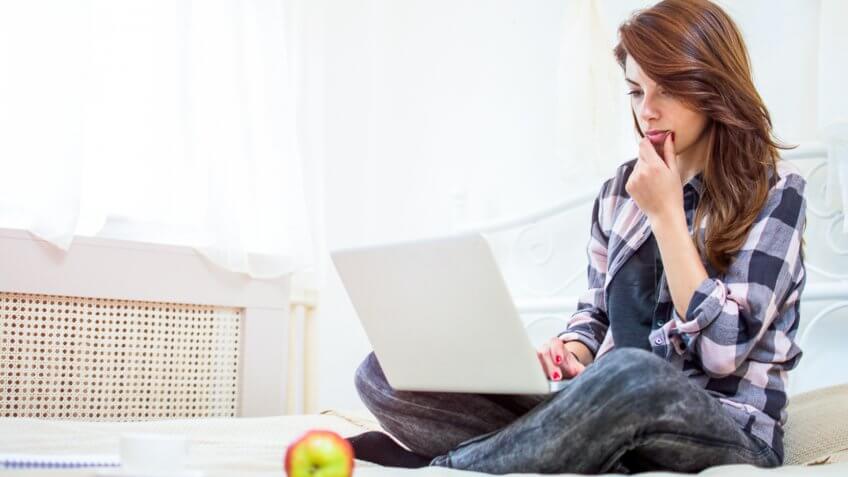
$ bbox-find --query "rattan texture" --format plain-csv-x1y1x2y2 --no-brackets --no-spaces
0,292,242,420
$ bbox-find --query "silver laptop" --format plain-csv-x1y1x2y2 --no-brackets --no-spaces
330,232,569,395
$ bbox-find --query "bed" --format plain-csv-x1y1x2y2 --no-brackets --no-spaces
0,390,846,476
1,143,847,476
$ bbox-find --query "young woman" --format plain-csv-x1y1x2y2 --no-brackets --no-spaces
347,0,806,473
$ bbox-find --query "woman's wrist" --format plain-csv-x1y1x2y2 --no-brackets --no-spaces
562,339,593,366
568,351,581,365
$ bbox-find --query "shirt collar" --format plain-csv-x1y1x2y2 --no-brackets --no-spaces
683,171,704,196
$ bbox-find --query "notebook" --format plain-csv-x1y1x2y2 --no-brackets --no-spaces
0,453,120,470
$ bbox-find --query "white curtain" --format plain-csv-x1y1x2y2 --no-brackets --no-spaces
0,0,318,280
354,0,636,240
819,0,848,229
555,0,634,183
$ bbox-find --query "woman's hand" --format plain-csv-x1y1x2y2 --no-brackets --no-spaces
626,132,683,221
537,337,586,381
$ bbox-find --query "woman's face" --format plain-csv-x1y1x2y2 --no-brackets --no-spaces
625,55,710,160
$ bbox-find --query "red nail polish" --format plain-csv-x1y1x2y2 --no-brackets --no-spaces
553,372,560,380
555,355,562,364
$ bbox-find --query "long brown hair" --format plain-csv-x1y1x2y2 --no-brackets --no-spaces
613,0,796,274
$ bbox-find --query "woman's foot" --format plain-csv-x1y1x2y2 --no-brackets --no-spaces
346,431,432,468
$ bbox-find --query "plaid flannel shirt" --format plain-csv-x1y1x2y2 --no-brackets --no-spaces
558,158,807,461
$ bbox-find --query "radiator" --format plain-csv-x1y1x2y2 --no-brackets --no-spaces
0,291,243,420
0,229,292,418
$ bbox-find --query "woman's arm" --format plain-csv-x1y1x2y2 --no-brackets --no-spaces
558,179,613,360
650,173,807,378
651,207,708,320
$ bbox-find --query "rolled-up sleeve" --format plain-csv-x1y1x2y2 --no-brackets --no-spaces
649,174,807,378
559,182,611,356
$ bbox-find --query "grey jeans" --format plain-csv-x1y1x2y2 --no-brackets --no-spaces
354,347,781,474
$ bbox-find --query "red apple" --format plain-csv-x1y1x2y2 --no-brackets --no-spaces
284,430,355,477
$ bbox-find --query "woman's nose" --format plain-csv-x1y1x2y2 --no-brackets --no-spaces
639,97,659,123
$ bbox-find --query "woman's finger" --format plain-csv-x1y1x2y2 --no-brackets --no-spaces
548,337,566,366
536,345,561,380
640,137,664,165
638,138,653,162
662,131,676,168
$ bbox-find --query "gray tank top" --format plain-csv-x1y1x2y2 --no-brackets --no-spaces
606,233,666,351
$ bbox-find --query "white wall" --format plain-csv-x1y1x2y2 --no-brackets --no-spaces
314,0,825,411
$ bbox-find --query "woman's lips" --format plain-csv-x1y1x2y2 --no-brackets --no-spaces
647,130,670,145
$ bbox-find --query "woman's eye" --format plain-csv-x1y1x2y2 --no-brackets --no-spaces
627,90,672,99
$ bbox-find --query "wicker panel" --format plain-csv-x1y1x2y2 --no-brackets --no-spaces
0,291,242,420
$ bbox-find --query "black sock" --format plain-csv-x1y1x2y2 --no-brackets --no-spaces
346,431,432,468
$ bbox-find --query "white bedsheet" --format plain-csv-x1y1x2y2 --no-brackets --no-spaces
1,411,845,476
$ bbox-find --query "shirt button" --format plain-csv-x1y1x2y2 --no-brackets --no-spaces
654,337,663,345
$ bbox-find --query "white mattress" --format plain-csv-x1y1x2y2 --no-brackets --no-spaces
1,410,846,476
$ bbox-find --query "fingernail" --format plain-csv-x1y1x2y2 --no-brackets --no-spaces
555,355,562,364
553,372,561,380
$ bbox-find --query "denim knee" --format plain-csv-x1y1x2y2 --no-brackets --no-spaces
595,348,674,379
354,351,387,403
583,348,682,403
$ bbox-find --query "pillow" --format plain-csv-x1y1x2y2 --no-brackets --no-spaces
784,383,848,465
